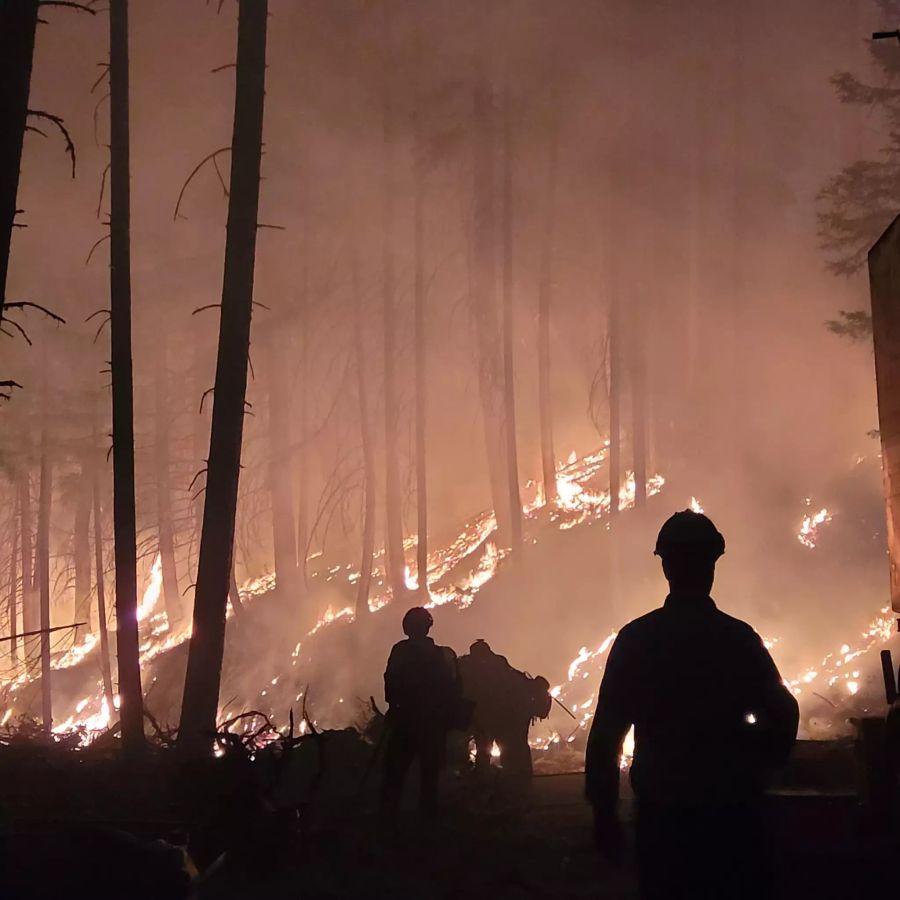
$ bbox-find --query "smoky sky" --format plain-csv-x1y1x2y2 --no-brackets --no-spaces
5,0,886,591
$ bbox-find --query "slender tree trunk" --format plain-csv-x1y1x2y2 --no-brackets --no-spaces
472,68,511,545
19,474,36,671
608,293,621,524
501,85,523,550
7,492,18,664
630,298,647,507
0,0,38,306
92,469,114,713
37,429,52,730
179,0,268,760
155,344,182,625
267,337,298,601
354,260,376,617
109,0,144,753
538,101,559,508
73,461,92,641
413,87,428,593
381,6,408,600
295,290,309,588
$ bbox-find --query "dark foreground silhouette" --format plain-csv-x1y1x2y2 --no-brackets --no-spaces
586,510,800,899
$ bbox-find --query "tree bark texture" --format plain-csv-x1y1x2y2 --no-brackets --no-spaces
413,86,429,591
7,492,18,664
178,0,268,760
538,101,559,508
0,0,38,306
37,430,52,729
471,69,511,546
155,347,183,625
354,261,376,618
381,7,408,601
73,461,92,641
19,475,36,671
608,293,621,524
92,470,114,712
109,0,144,753
267,337,298,601
501,86,523,551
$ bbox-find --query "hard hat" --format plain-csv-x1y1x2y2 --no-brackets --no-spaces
654,510,725,561
470,639,493,657
402,606,434,637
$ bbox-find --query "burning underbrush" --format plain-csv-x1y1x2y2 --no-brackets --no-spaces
0,446,897,771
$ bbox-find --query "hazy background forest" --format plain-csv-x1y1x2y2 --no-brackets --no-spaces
1,0,897,744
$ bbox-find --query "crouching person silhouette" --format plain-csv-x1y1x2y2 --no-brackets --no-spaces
585,510,799,899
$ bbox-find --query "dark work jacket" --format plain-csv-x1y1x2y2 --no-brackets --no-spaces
585,593,799,813
384,636,458,727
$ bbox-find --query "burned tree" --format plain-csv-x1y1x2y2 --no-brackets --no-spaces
381,6,408,602
179,0,268,759
413,70,429,592
108,0,144,753
537,99,559,510
37,425,52,729
0,0,39,307
6,493,18,664
501,85,523,551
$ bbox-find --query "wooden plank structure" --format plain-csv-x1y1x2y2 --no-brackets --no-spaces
866,213,900,613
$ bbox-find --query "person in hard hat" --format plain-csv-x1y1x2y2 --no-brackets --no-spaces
458,640,552,786
585,510,798,899
380,606,460,817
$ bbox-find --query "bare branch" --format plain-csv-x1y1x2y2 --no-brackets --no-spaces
25,125,48,138
39,1,97,13
85,233,110,264
1,318,32,346
91,63,110,93
199,387,214,413
85,308,110,322
257,223,285,231
211,62,236,74
3,302,66,325
173,147,231,220
96,163,110,217
27,110,76,177
188,468,208,492
191,304,220,316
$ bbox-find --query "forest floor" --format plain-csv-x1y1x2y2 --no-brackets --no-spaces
195,773,896,900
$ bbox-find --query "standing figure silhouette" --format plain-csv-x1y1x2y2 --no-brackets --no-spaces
586,510,799,899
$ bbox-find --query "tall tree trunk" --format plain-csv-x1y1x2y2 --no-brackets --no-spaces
7,492,18,664
413,82,428,593
267,337,298,601
354,260,376,617
92,467,114,713
0,0,38,306
109,0,144,753
501,85,523,550
73,461,92,641
179,0,268,760
381,4,408,601
538,101,559,508
608,293,621,524
471,67,511,545
630,298,647,507
295,290,309,588
19,474,36,671
37,428,52,730
155,343,182,626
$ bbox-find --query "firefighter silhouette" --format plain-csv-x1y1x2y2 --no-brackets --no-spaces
458,639,552,786
585,510,799,899
380,607,460,816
